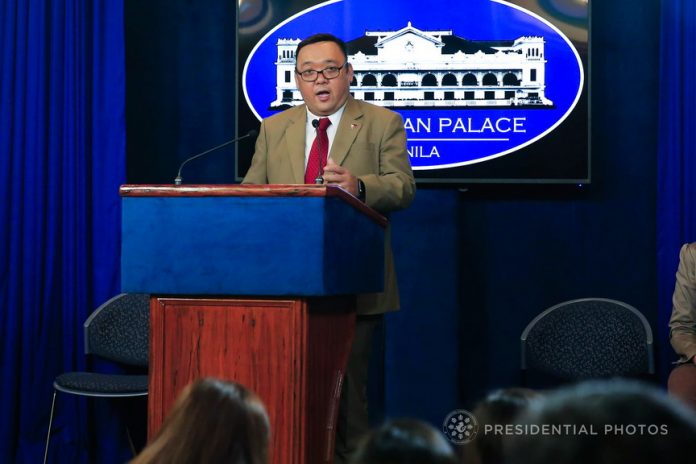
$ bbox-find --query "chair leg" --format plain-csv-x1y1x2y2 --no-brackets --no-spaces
126,426,137,457
44,390,57,464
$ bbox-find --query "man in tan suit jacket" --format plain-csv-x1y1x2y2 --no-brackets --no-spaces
243,96,414,314
243,33,415,462
669,242,696,411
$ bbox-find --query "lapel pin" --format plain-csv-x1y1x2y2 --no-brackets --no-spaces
351,123,359,130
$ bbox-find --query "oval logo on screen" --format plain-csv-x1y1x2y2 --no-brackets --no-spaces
243,0,585,170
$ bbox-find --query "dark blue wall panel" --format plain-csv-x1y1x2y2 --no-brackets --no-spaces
388,190,461,424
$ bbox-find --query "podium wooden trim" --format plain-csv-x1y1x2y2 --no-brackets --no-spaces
120,185,387,464
119,184,387,227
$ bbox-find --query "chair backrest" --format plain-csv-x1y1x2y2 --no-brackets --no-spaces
84,293,149,367
520,298,654,381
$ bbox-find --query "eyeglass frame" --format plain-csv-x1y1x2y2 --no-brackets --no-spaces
294,62,348,82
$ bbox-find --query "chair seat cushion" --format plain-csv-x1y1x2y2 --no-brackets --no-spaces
54,372,148,397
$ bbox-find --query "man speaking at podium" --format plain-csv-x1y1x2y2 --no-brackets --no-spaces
243,33,415,463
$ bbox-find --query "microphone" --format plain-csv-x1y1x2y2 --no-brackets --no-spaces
312,119,324,184
174,130,258,185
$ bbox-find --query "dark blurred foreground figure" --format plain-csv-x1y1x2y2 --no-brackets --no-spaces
350,418,457,464
130,378,270,464
504,380,696,464
460,388,539,464
668,243,696,411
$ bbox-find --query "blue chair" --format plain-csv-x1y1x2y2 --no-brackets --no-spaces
43,293,149,463
521,298,654,385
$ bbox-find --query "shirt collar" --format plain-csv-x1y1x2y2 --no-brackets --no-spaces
306,102,347,128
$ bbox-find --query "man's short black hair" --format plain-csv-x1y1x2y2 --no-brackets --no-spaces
351,419,457,464
295,33,348,63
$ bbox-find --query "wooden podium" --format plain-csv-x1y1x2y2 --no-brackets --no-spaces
119,185,387,464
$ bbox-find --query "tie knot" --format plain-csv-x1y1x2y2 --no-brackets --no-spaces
318,118,331,131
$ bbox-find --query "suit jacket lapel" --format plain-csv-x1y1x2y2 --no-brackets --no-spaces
284,106,307,183
330,97,363,166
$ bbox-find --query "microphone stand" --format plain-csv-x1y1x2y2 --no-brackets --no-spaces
174,130,258,185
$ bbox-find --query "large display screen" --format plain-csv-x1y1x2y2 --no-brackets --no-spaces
236,0,589,184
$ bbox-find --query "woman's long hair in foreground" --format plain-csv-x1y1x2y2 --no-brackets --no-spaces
131,378,270,464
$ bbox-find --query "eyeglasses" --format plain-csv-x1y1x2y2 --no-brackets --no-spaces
295,63,347,82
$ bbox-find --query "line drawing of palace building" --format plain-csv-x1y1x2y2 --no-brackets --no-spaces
270,22,554,109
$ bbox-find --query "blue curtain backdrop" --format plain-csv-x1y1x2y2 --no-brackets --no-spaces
657,0,696,380
0,1,126,462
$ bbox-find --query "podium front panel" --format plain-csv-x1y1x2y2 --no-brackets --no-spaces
122,195,383,295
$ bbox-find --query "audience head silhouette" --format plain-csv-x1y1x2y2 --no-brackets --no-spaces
461,387,539,464
130,377,269,464
350,418,457,464
505,380,696,464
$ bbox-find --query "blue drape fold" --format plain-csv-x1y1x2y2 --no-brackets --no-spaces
0,1,125,462
657,0,696,380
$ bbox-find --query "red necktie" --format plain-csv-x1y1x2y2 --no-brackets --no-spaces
305,118,331,184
